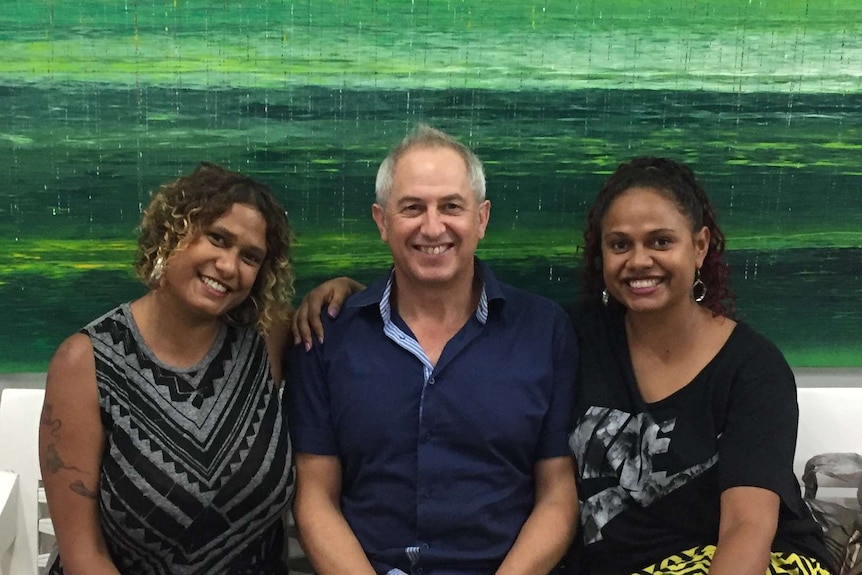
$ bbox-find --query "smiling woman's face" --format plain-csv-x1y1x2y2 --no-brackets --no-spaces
159,202,267,321
600,186,709,315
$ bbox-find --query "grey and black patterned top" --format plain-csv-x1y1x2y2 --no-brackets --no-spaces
49,303,294,575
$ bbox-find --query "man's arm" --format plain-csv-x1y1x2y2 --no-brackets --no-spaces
495,455,579,575
293,452,377,575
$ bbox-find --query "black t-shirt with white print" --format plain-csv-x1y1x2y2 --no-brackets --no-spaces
567,300,831,575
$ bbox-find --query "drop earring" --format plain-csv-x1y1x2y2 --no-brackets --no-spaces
150,255,165,285
692,268,707,303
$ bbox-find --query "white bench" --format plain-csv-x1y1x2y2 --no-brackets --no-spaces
0,389,50,575
0,472,18,574
1,382,859,574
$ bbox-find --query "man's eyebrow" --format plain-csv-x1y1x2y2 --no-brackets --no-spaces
394,195,424,206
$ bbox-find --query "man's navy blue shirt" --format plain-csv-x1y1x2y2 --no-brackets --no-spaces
290,260,578,574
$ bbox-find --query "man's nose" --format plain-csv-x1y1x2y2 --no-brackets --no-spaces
420,208,446,237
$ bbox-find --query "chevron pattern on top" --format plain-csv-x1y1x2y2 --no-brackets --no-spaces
48,304,294,575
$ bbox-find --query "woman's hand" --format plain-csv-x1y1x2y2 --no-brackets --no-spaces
292,277,365,350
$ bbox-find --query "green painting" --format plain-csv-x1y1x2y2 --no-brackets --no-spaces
1,0,860,371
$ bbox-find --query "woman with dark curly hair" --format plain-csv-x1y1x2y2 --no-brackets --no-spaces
293,156,832,575
39,162,295,574
569,157,831,575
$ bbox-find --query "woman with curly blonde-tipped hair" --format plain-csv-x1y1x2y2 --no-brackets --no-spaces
40,162,295,575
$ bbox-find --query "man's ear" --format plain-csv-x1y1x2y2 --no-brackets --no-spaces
372,203,388,243
477,200,491,240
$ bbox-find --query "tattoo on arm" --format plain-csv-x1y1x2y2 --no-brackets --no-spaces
42,403,89,475
69,480,98,500
41,402,100,500
45,444,84,474
40,403,63,440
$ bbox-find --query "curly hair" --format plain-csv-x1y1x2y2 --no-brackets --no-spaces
582,157,734,316
135,162,294,334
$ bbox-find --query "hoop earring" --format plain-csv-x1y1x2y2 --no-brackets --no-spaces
692,268,707,303
149,255,165,285
601,289,609,306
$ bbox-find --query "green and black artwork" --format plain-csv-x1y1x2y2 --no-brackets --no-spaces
1,1,860,371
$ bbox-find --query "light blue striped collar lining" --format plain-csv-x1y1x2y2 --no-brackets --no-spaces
379,271,489,327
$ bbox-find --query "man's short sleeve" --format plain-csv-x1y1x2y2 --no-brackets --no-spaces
534,305,579,461
287,324,339,455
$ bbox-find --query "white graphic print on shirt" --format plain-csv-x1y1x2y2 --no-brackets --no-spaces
569,407,718,544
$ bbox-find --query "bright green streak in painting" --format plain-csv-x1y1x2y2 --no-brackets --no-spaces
1,0,861,93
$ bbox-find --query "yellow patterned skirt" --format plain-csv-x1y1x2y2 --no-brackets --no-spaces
631,544,832,574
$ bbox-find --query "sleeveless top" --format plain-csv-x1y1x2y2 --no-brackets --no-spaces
49,303,294,575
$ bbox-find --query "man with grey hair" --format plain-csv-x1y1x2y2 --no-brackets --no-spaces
290,125,579,575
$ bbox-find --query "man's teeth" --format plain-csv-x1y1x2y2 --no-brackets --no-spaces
420,246,447,255
629,278,660,288
202,276,228,293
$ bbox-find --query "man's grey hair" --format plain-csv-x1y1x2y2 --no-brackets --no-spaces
375,124,486,206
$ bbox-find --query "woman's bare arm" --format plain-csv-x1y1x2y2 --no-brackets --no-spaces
39,333,121,575
708,486,779,575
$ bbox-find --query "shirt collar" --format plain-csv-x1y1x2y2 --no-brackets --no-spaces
347,257,506,325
